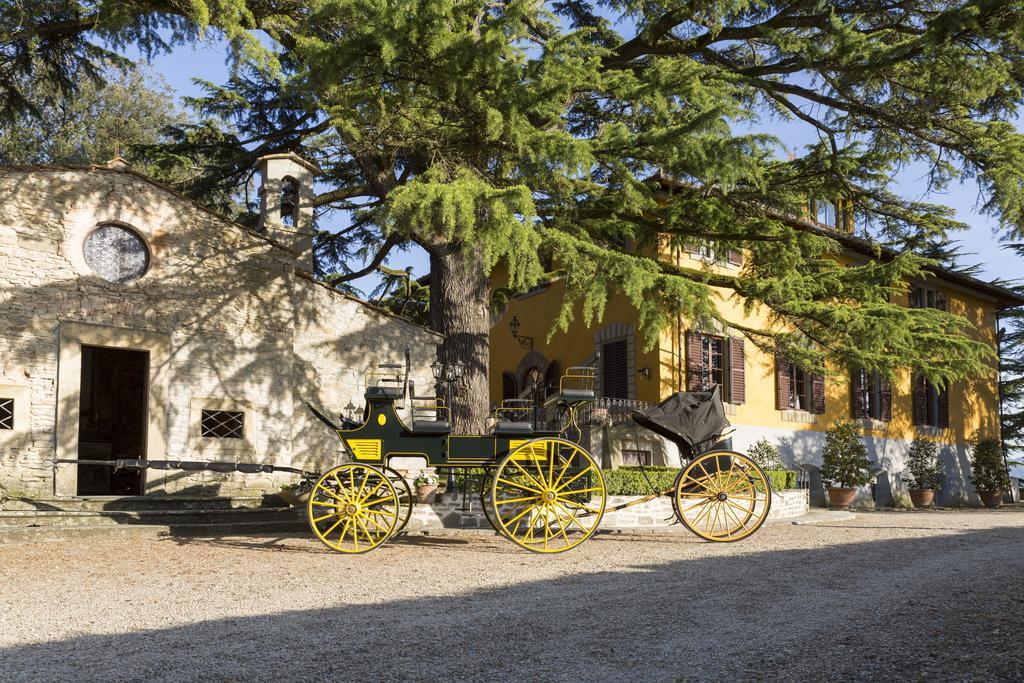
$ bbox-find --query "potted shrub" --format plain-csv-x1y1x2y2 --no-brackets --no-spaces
971,438,1010,509
279,481,311,507
903,438,944,508
821,420,872,509
414,473,438,503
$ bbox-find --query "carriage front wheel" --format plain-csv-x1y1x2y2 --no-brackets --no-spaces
673,451,771,542
307,463,401,553
491,437,606,553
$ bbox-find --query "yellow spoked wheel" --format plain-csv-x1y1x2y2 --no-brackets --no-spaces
491,438,606,553
307,463,400,554
380,465,414,539
673,451,771,542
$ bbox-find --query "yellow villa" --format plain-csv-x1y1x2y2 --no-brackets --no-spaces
488,190,1023,508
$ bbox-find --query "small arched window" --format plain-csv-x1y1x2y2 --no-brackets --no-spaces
83,224,150,283
280,176,299,226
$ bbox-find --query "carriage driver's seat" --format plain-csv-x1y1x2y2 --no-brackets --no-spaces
494,399,535,435
410,396,451,434
554,366,596,404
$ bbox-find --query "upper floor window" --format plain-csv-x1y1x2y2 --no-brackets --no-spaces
913,376,949,428
83,224,150,283
701,335,726,390
687,331,745,403
686,241,743,267
809,199,837,228
852,369,892,421
909,285,947,311
775,356,825,414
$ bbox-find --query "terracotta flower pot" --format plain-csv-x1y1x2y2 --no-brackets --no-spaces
827,487,857,509
908,488,935,508
415,484,438,504
979,490,1003,509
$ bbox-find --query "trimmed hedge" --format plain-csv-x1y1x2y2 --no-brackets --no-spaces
603,466,797,496
768,469,797,492
602,467,680,495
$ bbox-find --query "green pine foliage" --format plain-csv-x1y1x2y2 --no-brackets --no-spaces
8,1,1024,423
821,420,872,489
903,439,944,491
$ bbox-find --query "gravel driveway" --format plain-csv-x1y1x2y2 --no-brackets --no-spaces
1,510,1022,682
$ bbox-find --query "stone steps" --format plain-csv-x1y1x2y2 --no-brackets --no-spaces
1,495,286,512
0,519,310,546
0,507,302,528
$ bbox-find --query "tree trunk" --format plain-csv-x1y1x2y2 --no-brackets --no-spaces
429,243,490,434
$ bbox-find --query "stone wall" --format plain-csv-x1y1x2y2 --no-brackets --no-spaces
0,166,442,499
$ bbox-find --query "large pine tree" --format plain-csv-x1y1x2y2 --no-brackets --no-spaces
5,1,1024,431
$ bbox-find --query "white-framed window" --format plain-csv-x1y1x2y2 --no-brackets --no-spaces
909,285,947,311
786,364,812,411
809,199,838,228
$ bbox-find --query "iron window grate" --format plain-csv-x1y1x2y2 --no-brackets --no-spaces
200,409,244,439
0,398,12,430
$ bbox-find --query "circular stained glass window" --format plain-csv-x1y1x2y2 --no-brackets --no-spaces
83,224,150,283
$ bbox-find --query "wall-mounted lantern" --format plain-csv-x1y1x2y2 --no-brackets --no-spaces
509,315,533,349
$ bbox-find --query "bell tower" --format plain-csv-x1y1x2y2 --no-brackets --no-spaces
257,152,319,270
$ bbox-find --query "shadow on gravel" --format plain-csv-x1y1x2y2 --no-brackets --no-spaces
3,524,1023,682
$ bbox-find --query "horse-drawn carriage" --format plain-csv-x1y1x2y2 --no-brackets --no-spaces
301,354,773,554
62,353,773,554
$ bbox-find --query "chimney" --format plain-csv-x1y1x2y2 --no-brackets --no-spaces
257,152,319,270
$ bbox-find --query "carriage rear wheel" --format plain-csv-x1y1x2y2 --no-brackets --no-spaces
673,451,771,542
307,463,400,553
491,438,606,553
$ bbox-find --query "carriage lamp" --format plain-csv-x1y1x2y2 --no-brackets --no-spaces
638,366,651,380
431,359,444,380
509,315,533,349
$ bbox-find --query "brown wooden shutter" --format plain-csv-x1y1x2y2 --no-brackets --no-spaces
687,330,704,391
601,340,629,399
729,337,745,404
501,371,517,400
938,384,950,428
727,249,743,266
880,376,893,422
912,375,927,425
811,374,826,414
850,370,866,419
775,356,791,410
543,360,561,398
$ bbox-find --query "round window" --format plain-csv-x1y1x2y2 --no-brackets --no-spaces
83,224,150,283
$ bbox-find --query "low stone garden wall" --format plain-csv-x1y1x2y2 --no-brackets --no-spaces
402,489,809,532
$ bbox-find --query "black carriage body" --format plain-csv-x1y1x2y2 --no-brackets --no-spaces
331,394,557,468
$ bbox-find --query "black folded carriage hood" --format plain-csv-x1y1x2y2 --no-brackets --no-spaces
630,385,730,453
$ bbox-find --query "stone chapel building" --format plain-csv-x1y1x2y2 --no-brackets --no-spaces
0,154,441,500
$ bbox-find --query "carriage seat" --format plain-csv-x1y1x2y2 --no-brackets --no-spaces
365,385,403,400
557,388,595,403
411,419,451,434
494,420,534,435
410,395,451,434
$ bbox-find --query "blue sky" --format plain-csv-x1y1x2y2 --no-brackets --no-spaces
140,38,1023,292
